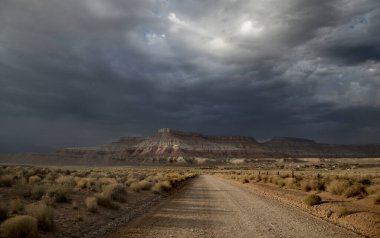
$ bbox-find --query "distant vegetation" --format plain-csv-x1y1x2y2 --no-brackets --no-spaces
216,169,380,204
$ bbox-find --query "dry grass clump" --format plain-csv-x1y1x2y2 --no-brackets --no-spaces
10,198,24,214
28,175,41,185
94,194,119,210
240,177,249,184
45,185,71,203
0,215,38,238
304,194,322,206
343,184,365,198
373,193,380,205
26,203,54,231
0,202,8,222
85,197,98,213
336,208,355,218
30,185,47,200
365,184,380,195
151,181,172,193
130,180,151,192
102,184,127,203
56,176,76,187
0,174,13,187
326,179,351,195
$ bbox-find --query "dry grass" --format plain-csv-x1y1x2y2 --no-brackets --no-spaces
337,208,355,218
0,165,196,236
0,215,38,238
85,197,98,213
10,198,24,214
304,194,322,206
0,202,8,222
95,194,119,210
130,180,152,192
26,203,54,231
0,174,13,187
326,180,351,195
102,184,127,203
151,181,172,193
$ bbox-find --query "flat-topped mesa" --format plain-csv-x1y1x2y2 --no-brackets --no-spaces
157,128,204,137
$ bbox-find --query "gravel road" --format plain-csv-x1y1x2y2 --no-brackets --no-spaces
108,175,362,238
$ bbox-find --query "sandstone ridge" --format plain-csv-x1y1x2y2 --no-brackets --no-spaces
55,128,380,164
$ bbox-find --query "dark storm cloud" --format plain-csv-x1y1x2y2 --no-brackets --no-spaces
1,0,380,152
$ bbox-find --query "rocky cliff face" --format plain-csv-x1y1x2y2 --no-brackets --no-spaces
56,128,380,163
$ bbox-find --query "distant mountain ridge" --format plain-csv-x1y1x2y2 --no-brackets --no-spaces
54,128,380,164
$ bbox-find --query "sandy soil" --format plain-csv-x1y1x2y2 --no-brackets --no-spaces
107,175,361,238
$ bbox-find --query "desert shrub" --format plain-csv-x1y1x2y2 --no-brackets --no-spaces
76,178,88,189
326,179,351,195
56,176,76,187
102,184,127,202
130,180,151,192
71,201,79,210
30,185,47,200
85,197,98,213
344,184,365,198
28,176,41,185
95,194,119,210
358,178,371,186
0,215,38,238
274,177,285,187
26,203,54,231
15,184,32,198
365,184,380,195
0,202,8,222
151,181,172,193
337,208,354,218
240,178,249,184
10,198,24,214
285,178,298,189
45,186,70,203
304,194,322,206
300,180,312,192
373,193,380,205
0,174,13,187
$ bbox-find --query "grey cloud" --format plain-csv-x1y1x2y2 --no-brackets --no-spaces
1,0,380,152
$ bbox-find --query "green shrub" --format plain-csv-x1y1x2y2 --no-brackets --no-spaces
0,215,38,238
26,203,54,231
304,194,322,206
85,197,98,213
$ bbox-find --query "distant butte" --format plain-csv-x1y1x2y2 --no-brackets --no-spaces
51,128,380,164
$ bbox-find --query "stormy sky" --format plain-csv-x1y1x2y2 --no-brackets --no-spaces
1,0,380,152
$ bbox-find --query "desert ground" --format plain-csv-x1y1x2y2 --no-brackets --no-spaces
0,160,379,237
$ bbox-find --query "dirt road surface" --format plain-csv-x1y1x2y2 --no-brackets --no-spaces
108,175,362,238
